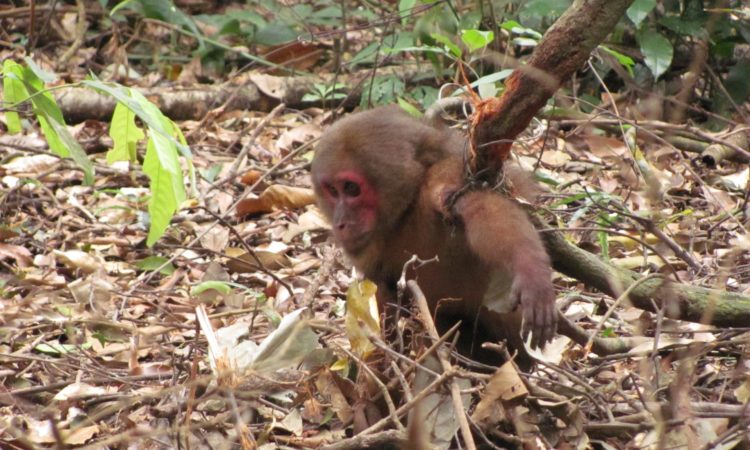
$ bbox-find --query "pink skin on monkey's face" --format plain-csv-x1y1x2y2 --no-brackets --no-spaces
317,170,378,253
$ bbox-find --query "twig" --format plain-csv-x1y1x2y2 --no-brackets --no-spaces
358,369,454,436
57,0,87,70
584,273,661,352
406,280,477,450
214,103,286,189
340,347,405,432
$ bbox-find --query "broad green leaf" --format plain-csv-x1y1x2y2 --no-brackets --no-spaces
637,29,673,80
19,65,94,184
2,60,27,134
82,80,191,158
430,33,462,58
470,69,513,88
115,0,205,50
600,45,635,76
108,101,144,163
35,342,79,355
23,56,58,83
659,16,705,37
255,23,298,46
192,281,232,296
460,29,494,52
521,0,570,19
399,0,417,25
500,20,542,39
500,20,522,31
83,81,192,245
397,98,421,117
143,128,186,247
134,255,175,274
627,0,656,27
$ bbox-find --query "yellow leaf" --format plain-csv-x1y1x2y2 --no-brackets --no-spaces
345,279,380,358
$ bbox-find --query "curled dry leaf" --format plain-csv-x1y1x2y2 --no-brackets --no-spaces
224,242,291,273
0,243,33,267
236,185,316,217
472,361,527,426
53,249,105,273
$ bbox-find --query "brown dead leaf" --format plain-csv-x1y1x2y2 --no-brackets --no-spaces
225,242,291,273
53,250,105,273
276,123,321,153
0,242,33,267
236,185,315,217
2,154,59,175
261,41,323,72
472,361,527,426
240,169,265,185
583,134,629,159
64,424,99,445
199,225,230,253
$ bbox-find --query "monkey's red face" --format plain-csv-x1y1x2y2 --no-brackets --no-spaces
315,170,379,253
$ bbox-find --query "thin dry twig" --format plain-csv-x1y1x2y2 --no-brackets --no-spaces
406,280,477,450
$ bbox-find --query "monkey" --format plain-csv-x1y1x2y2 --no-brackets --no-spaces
311,105,557,359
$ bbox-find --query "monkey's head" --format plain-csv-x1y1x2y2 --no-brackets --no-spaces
311,106,460,255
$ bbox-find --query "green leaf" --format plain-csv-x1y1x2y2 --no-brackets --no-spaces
83,80,191,158
134,256,175,274
1,60,27,134
626,0,656,27
521,0,571,19
460,29,494,52
19,65,95,184
399,0,417,25
108,101,145,163
430,33,461,58
23,57,58,83
600,45,635,76
143,126,186,247
470,69,513,88
254,23,298,46
397,98,421,117
500,20,542,39
192,281,233,296
35,342,78,355
658,16,705,37
637,29,673,80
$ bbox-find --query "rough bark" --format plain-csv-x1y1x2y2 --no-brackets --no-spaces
471,0,636,174
543,230,750,327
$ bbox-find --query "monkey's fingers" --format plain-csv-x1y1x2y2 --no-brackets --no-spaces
512,277,553,347
520,290,557,349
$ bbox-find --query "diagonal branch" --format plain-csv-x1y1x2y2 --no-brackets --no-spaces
471,0,635,174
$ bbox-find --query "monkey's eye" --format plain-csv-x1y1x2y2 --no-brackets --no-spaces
342,181,360,197
326,184,338,198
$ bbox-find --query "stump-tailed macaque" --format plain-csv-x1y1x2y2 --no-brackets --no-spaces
311,106,557,356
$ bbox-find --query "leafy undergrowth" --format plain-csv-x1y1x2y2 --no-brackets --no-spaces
1,103,749,449
2,0,750,448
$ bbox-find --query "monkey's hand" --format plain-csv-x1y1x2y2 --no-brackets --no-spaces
512,270,557,349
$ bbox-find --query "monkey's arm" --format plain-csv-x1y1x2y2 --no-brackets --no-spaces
454,191,557,348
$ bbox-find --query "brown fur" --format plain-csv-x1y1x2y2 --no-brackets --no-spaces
312,106,557,357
